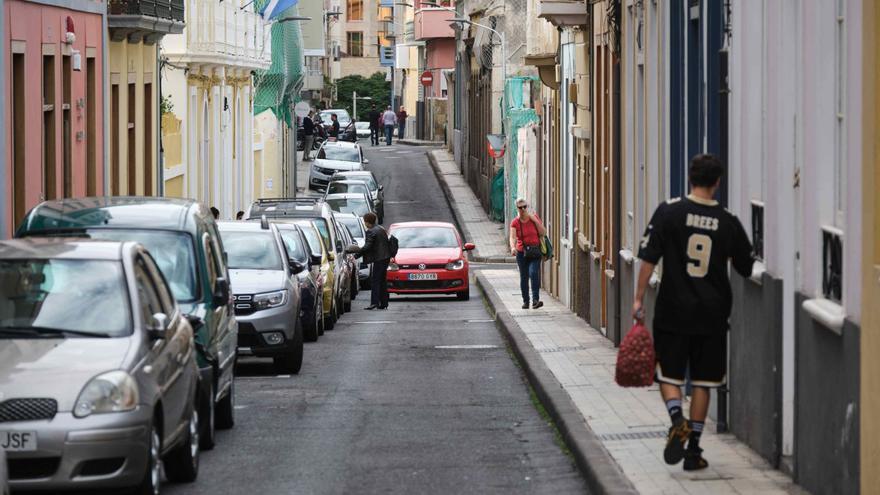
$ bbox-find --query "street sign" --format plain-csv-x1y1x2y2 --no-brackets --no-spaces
420,71,434,86
294,101,310,118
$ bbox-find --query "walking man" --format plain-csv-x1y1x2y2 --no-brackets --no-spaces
348,212,391,309
633,154,754,471
368,107,380,146
302,110,315,161
382,106,397,146
397,106,408,140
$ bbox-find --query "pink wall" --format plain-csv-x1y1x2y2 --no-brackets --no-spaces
414,8,455,40
4,0,104,235
424,39,455,98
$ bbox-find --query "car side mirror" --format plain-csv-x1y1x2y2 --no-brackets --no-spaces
309,254,323,266
464,242,476,251
184,313,203,330
213,276,230,306
327,252,336,262
148,313,168,339
290,259,307,274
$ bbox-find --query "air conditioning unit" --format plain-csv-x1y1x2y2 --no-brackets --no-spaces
332,43,341,60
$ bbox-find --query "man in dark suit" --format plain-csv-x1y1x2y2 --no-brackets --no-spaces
348,212,391,309
368,107,380,146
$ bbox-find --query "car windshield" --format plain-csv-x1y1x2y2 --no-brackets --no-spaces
310,219,333,252
326,198,370,216
394,227,459,248
86,229,197,301
295,223,324,257
327,182,368,196
0,259,131,337
317,146,360,162
319,111,351,126
279,231,308,264
337,217,365,240
342,175,378,192
222,232,283,270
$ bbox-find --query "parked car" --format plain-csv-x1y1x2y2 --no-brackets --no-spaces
317,109,356,142
335,219,361,306
217,220,305,374
354,121,371,139
0,238,201,494
274,222,325,341
336,213,371,290
308,141,367,191
290,219,338,330
330,170,384,222
325,192,374,217
387,222,475,300
325,180,379,220
16,197,237,450
247,198,349,326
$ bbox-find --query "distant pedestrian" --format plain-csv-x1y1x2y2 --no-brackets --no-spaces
347,212,391,309
509,198,546,309
368,107,380,146
397,106,408,140
329,113,340,141
210,207,220,220
302,110,315,161
633,154,755,472
382,106,397,146
236,211,244,220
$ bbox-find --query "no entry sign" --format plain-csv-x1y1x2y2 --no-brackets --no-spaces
420,71,434,86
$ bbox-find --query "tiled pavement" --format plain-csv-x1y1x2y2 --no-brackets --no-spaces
477,269,807,495
426,149,512,262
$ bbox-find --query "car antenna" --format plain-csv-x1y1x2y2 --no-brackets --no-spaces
261,215,269,230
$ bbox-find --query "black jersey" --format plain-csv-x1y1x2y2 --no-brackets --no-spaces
637,195,755,335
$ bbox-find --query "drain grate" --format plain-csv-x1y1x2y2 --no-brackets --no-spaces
599,430,667,441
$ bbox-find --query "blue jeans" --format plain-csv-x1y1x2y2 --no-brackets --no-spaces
384,125,394,145
398,121,406,139
516,251,541,304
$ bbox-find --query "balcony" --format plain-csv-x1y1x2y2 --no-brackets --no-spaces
108,0,185,44
162,0,271,70
538,0,587,27
414,8,455,41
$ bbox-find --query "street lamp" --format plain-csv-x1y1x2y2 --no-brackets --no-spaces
353,92,372,121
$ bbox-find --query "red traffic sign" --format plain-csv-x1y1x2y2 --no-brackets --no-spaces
420,71,434,86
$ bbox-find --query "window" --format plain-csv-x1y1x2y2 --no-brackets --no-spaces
86,57,97,196
128,83,137,194
751,200,765,261
347,32,364,57
12,52,26,224
347,0,363,21
43,55,56,200
62,55,71,198
135,260,163,326
822,227,843,303
111,84,120,195
144,83,153,196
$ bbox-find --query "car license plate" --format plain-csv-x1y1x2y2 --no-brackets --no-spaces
1,430,37,452
408,273,437,281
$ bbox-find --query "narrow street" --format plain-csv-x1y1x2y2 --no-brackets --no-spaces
165,145,588,494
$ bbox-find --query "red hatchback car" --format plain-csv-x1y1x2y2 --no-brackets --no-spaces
386,222,475,300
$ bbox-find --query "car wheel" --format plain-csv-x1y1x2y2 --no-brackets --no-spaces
198,380,215,451
134,422,162,495
274,325,304,374
164,407,200,483
456,290,470,301
215,377,235,430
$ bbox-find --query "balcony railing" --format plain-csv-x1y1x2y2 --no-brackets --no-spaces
182,0,271,69
108,0,185,40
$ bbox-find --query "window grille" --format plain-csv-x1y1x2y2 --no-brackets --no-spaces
822,226,843,303
751,200,764,261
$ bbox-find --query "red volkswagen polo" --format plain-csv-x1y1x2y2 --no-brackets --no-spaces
386,222,475,300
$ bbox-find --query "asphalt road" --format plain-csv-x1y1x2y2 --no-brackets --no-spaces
165,145,587,494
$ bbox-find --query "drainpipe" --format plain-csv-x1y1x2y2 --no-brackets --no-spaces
612,0,623,346
716,1,731,434
157,51,164,196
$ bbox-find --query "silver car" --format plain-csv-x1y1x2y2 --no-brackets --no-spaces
336,213,371,290
217,221,305,374
0,238,200,494
308,141,366,191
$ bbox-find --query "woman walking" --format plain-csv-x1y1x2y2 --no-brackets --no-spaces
510,198,547,309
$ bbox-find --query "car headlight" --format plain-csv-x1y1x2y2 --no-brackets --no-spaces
73,371,139,418
254,290,287,310
446,259,466,271
388,262,399,271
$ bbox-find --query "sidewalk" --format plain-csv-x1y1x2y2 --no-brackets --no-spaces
475,270,807,495
426,149,514,263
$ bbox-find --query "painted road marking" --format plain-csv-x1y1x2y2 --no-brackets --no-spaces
434,345,499,349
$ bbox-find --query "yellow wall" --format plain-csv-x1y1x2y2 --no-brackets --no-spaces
861,0,880,490
108,40,158,195
254,110,281,198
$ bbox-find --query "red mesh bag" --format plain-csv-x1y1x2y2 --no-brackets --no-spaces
615,323,656,387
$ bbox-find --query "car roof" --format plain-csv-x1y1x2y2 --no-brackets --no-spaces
0,237,129,261
17,196,205,235
247,198,331,218
328,180,367,185
216,220,275,233
325,193,367,200
321,140,359,149
390,221,457,229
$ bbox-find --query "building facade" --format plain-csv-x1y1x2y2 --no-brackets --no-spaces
329,0,391,79
3,0,105,236
160,0,270,218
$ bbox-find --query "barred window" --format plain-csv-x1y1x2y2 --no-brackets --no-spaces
347,32,364,57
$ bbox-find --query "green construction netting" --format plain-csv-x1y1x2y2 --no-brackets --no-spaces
490,76,540,222
254,3,305,126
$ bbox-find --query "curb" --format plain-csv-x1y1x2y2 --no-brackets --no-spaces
425,150,512,264
398,139,445,147
475,272,639,495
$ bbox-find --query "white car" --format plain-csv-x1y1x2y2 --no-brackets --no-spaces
354,121,371,139
308,141,367,191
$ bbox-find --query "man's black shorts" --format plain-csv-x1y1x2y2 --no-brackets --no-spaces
654,330,726,388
